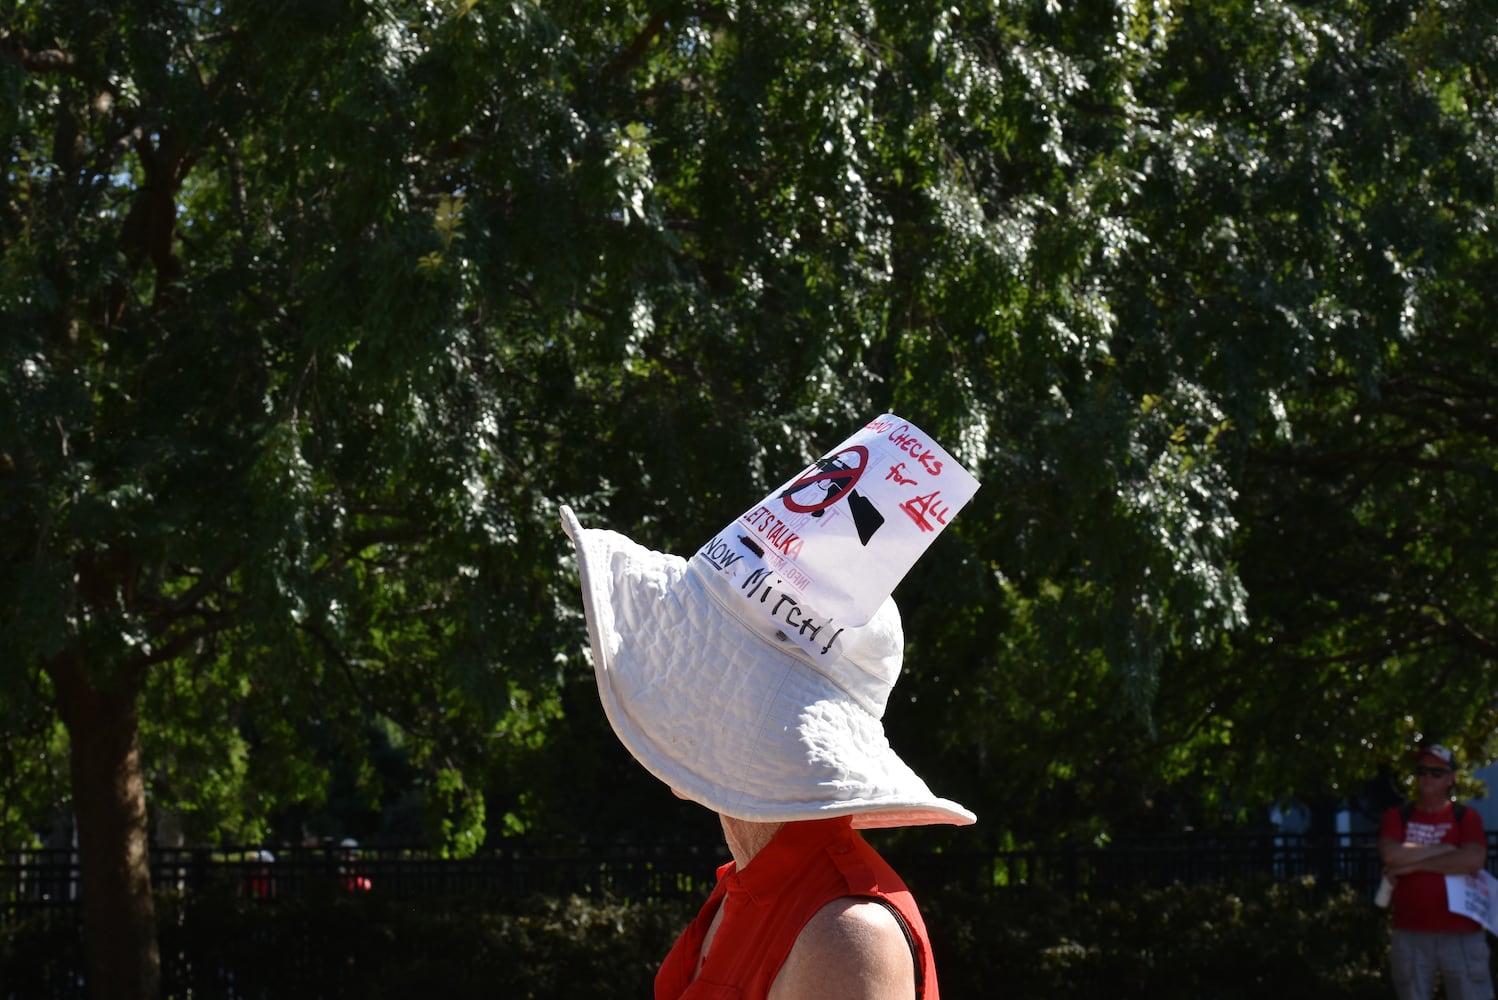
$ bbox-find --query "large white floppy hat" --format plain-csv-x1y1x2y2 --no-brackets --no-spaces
560,415,980,828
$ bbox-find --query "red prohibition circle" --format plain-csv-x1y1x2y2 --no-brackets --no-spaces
780,445,869,514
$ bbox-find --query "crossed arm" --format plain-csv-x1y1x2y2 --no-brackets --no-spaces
1380,837,1487,877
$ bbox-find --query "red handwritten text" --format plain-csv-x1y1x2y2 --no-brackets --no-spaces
900,490,953,533
885,462,917,486
887,424,944,476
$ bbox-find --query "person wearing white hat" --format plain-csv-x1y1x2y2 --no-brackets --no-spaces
560,415,979,1000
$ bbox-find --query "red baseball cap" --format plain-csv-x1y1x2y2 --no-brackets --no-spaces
1415,744,1456,770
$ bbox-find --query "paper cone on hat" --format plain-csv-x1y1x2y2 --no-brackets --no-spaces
560,414,980,828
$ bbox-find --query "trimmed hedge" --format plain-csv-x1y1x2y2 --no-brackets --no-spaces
921,877,1391,1000
155,891,700,999
2,878,1406,998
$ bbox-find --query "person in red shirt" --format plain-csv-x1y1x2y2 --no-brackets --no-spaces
559,415,980,1000
1378,743,1493,1000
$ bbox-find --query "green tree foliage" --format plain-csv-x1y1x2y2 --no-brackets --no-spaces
3,0,1497,994
1113,0,1498,818
1,1,582,993
872,0,1498,842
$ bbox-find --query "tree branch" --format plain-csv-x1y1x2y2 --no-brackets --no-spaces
0,31,78,76
597,10,669,86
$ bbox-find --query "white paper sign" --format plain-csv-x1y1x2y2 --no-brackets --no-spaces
1446,871,1498,935
719,414,980,627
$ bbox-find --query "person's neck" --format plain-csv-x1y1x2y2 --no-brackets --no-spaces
719,815,784,868
1417,793,1452,813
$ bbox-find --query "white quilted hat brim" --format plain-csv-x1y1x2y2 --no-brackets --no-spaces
561,506,975,829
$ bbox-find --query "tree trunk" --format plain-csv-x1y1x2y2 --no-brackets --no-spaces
48,651,160,1000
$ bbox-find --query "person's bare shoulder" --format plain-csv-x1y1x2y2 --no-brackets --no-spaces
769,898,916,1000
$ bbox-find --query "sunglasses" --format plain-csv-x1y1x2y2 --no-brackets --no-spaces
1413,766,1452,778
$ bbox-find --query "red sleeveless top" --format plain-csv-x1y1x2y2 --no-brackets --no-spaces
655,817,939,1000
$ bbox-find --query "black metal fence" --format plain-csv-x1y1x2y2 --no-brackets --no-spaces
893,830,1405,898
9,830,1481,922
0,841,732,926
9,832,1498,999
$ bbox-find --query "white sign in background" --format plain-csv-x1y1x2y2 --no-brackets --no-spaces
1446,871,1498,935
733,414,981,627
